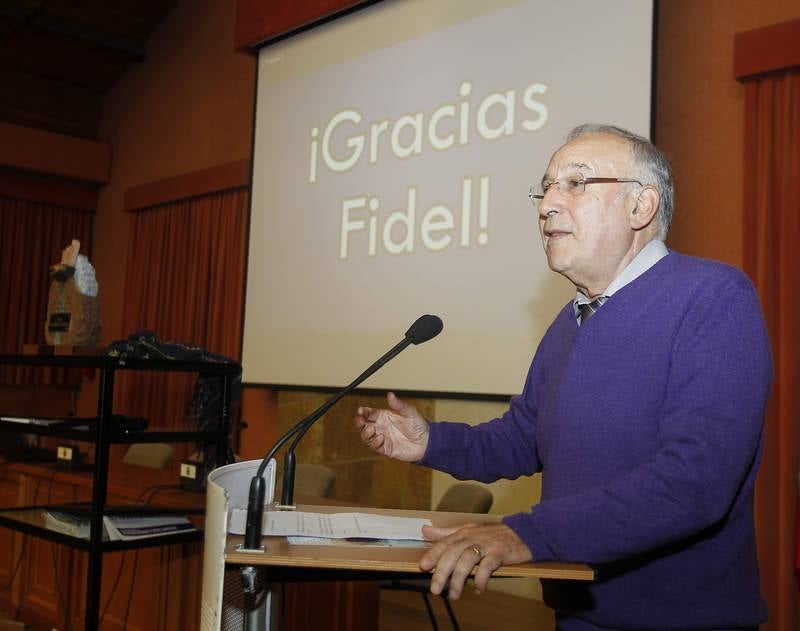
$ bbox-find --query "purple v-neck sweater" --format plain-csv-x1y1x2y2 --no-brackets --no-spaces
420,252,772,630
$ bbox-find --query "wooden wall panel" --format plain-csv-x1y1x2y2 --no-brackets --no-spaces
123,160,250,212
0,470,24,615
655,0,800,268
70,539,203,631
0,386,77,421
235,0,367,49
0,122,110,184
276,391,433,510
0,465,206,630
734,18,800,79
161,543,205,631
283,581,380,630
15,474,81,629
0,169,98,211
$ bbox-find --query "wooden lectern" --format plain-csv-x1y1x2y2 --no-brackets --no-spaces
201,461,594,631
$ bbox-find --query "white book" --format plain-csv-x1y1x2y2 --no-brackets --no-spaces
103,514,195,541
2,416,64,426
44,510,91,539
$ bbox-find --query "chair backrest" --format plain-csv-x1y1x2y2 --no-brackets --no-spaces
295,463,336,498
435,482,493,513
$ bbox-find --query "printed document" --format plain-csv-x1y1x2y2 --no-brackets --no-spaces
229,510,430,540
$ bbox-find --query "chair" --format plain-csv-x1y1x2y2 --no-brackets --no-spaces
294,463,336,498
435,482,493,514
381,483,494,631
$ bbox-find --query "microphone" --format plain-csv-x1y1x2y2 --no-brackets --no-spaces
280,314,443,505
242,314,443,552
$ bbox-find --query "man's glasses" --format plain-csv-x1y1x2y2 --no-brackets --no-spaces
528,176,644,208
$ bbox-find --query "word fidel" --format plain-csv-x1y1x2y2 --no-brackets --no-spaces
307,80,549,258
340,176,490,259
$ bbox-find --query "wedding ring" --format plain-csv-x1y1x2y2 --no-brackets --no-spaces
471,545,483,558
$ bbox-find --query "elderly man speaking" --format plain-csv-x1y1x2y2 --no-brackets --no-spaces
354,124,771,631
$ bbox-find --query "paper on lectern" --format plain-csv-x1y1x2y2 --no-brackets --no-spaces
229,509,431,540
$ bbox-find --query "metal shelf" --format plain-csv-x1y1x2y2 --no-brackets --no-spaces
0,506,204,551
0,353,241,375
0,352,237,631
0,421,223,444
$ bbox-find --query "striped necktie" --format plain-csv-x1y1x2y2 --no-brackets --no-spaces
577,296,607,325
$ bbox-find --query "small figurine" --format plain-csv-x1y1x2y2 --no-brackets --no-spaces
45,239,101,347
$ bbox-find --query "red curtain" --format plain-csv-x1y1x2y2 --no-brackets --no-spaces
0,196,93,383
114,188,248,433
742,69,800,631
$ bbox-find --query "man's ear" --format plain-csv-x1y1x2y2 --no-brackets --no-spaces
630,186,659,231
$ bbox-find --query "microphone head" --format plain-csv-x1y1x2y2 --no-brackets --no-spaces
405,314,443,345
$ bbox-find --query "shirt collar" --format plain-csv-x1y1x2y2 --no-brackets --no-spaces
573,239,669,313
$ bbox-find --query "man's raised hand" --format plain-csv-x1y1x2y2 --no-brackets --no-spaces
354,392,429,462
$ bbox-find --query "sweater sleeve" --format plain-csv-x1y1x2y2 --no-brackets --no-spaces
418,357,543,482
504,273,772,564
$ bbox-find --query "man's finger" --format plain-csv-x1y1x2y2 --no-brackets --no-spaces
387,391,413,416
427,541,467,595
444,549,478,599
419,524,478,570
419,534,453,572
356,406,374,418
358,424,373,443
473,555,501,594
421,524,461,541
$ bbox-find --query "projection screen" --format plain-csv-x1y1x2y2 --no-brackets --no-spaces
242,0,654,396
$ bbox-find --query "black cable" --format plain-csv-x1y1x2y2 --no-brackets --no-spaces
135,484,185,626
99,550,127,625
50,544,71,631
0,469,46,593
31,465,48,503
15,472,180,630
0,535,27,592
97,483,180,625
2,470,51,593
122,549,139,631
45,461,60,501
46,464,72,631
138,484,181,506
135,484,180,506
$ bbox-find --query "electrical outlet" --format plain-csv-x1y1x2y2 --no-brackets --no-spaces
57,445,75,462
56,444,88,471
180,460,204,491
180,462,197,479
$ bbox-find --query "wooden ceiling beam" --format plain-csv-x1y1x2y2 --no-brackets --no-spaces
0,0,177,138
0,67,102,138
0,18,131,93
0,3,146,60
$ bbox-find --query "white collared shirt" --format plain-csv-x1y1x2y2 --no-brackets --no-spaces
573,239,669,318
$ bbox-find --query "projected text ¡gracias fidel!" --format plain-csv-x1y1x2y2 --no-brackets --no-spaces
306,80,549,259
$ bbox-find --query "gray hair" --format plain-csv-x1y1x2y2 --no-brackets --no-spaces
566,124,674,239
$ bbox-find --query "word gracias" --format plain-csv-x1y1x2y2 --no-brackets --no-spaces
308,80,549,259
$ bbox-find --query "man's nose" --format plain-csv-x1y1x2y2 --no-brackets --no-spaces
539,202,559,220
